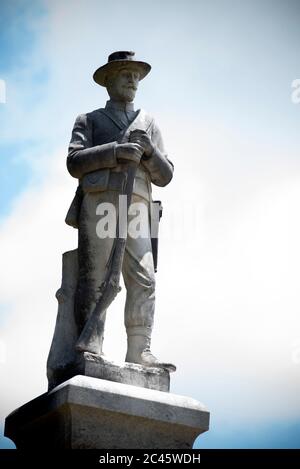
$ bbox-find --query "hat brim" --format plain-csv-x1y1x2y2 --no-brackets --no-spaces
93,60,151,87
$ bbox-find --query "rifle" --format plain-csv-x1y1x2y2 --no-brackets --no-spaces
75,160,137,355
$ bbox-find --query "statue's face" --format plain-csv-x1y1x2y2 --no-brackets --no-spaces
106,67,140,102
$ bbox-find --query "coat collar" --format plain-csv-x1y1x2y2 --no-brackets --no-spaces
105,99,135,112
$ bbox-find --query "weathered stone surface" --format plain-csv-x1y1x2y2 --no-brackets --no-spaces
47,249,78,390
48,348,170,392
5,375,210,449
46,251,172,392
46,51,176,377
74,352,170,392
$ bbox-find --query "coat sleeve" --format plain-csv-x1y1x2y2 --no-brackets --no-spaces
141,120,174,187
67,113,118,179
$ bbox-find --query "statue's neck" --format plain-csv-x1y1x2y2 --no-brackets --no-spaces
106,99,135,112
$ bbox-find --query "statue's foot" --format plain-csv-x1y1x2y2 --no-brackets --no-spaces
125,328,176,372
127,349,176,373
76,343,101,355
78,350,107,360
76,335,105,356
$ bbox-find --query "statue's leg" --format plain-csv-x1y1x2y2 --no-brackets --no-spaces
75,190,117,355
122,195,175,371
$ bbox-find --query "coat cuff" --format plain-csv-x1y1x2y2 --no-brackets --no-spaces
67,142,118,179
141,146,174,187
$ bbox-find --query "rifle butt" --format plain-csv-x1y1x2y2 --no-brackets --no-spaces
75,284,121,354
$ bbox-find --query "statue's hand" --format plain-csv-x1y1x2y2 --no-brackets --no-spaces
116,143,144,165
129,129,155,158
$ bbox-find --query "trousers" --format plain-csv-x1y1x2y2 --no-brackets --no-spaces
75,188,156,354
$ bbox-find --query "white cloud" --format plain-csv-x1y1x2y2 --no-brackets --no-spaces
0,148,75,418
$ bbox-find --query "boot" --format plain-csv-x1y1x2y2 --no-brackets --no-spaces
76,331,105,356
125,326,176,372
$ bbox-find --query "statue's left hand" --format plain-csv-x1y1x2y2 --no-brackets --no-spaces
129,129,154,158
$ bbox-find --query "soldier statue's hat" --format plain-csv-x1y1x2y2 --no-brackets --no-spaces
93,51,151,87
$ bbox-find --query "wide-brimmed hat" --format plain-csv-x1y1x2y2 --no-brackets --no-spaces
93,51,151,87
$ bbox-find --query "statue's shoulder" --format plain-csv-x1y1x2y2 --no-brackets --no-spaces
86,108,105,121
138,109,155,131
139,111,165,143
72,110,100,129
74,108,106,122
139,108,153,120
73,112,88,125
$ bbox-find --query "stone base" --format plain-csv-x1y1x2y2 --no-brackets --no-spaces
76,353,170,392
48,353,170,392
5,375,210,449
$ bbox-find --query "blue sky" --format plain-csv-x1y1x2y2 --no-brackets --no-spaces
0,1,47,216
0,0,300,449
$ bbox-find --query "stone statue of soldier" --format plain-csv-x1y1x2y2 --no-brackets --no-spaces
47,51,175,387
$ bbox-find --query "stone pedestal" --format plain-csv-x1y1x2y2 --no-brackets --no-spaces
75,353,170,392
48,352,170,392
5,375,210,449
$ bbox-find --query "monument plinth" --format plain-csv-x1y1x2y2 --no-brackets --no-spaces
49,352,171,392
5,376,209,449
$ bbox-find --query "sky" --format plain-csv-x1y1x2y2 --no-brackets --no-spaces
0,0,300,449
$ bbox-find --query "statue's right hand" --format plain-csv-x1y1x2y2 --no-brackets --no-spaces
116,143,144,165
